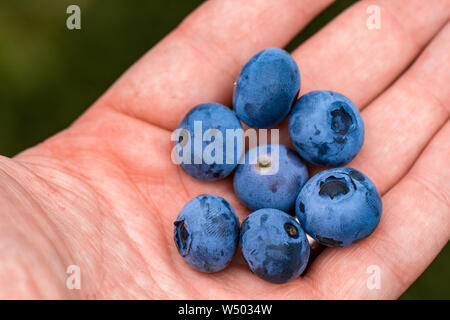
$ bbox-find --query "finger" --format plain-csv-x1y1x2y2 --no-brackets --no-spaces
301,121,450,299
348,21,450,194
283,18,450,193
98,0,332,130
274,0,449,150
293,0,450,108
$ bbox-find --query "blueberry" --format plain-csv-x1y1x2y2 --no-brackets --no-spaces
175,103,243,181
233,48,301,128
295,168,382,247
289,90,364,166
240,208,310,284
233,144,308,211
174,194,240,272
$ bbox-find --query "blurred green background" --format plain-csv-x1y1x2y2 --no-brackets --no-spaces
0,0,448,299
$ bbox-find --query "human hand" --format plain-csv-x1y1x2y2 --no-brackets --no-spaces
0,0,449,299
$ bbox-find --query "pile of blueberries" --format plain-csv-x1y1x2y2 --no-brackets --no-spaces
173,48,382,284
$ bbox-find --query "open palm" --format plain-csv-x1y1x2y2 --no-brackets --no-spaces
0,0,449,299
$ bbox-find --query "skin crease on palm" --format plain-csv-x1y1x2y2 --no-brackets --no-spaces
0,0,449,299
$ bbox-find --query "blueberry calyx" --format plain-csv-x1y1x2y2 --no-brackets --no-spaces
177,129,189,147
256,157,272,169
174,220,191,256
298,201,305,213
255,156,275,174
284,223,299,238
318,176,350,199
330,105,353,136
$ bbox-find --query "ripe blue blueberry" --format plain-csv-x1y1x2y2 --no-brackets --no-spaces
240,208,310,284
233,48,301,128
289,90,364,166
233,144,308,212
295,168,382,247
174,194,240,273
175,103,243,181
